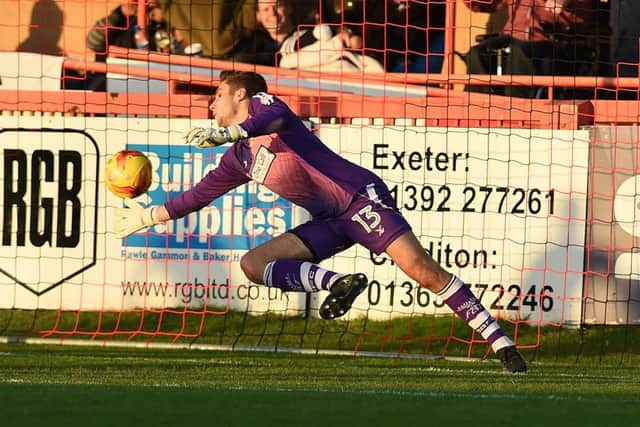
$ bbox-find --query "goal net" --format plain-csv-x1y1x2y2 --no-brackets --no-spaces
0,0,638,364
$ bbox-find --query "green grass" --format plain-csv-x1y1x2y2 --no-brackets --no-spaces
2,309,640,364
1,309,639,426
0,344,638,427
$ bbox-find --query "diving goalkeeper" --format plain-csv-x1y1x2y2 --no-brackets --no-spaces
115,70,527,373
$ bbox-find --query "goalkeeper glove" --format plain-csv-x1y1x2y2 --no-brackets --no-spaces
114,198,162,238
183,125,248,148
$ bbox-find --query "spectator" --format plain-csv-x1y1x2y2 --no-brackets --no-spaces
227,0,298,66
85,1,138,91
146,3,188,54
609,0,640,78
227,0,370,68
463,0,596,97
278,7,383,72
86,1,138,62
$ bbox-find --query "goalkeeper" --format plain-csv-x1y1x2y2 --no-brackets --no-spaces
115,70,527,373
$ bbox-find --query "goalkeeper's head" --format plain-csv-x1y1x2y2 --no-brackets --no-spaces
212,71,269,126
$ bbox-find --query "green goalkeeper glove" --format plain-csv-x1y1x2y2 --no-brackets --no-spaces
114,198,161,238
183,125,248,148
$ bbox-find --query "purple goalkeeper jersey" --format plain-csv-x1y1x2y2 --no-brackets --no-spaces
165,92,384,220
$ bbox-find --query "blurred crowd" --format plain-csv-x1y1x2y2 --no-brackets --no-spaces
84,1,447,74
16,0,639,97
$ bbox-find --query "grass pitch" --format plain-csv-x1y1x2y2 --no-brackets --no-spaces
0,344,638,427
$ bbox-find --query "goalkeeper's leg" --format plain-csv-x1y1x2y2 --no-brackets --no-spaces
386,232,527,373
240,233,368,319
262,259,368,319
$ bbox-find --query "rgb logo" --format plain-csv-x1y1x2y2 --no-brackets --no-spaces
123,144,293,250
0,129,99,295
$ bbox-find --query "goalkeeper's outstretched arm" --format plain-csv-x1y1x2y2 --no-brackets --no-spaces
114,146,250,239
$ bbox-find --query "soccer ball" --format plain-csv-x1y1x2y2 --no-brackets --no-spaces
105,150,152,198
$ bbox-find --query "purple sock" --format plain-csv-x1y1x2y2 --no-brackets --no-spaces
263,260,344,292
438,276,514,352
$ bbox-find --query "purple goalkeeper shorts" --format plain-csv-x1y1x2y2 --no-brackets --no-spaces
291,182,411,262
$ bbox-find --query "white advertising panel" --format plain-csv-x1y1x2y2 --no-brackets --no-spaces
316,126,590,325
0,117,590,325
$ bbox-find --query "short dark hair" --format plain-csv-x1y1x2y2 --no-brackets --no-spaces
219,71,268,97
